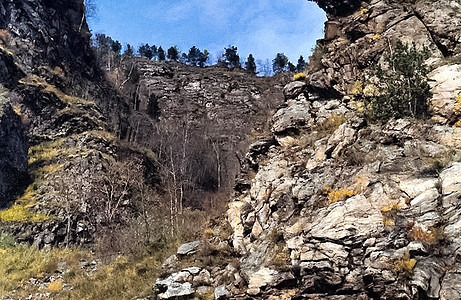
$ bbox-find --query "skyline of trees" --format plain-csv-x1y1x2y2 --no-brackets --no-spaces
91,33,308,76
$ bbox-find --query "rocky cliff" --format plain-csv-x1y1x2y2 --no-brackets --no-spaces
308,0,461,124
0,0,132,248
153,1,461,299
0,87,27,206
105,58,289,195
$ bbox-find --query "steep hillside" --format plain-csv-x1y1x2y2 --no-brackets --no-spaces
104,57,289,197
0,0,133,248
153,1,461,299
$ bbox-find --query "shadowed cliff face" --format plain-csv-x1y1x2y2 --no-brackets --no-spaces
0,0,91,73
0,95,28,207
0,0,131,247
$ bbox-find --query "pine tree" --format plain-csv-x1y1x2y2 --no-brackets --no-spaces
124,44,134,56
111,40,122,54
198,49,209,67
296,55,306,73
222,46,240,69
188,46,200,66
139,43,153,59
273,53,288,73
167,46,180,61
151,45,158,60
245,54,257,75
158,46,166,61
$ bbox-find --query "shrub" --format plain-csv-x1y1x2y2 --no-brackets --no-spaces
328,189,357,204
0,204,49,222
355,40,431,121
47,280,63,292
392,252,416,278
293,72,307,81
409,225,444,245
0,233,16,249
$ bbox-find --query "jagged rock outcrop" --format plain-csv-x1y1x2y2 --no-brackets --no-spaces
308,0,461,125
157,79,461,299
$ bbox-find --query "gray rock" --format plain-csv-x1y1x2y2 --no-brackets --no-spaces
214,285,230,299
440,265,461,300
160,282,194,299
162,254,179,272
177,241,200,256
193,269,212,286
283,81,308,100
271,100,311,135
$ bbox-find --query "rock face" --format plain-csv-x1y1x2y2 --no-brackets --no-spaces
157,80,461,299
308,0,461,115
0,0,92,73
106,58,289,194
0,0,131,247
153,2,461,298
0,95,27,206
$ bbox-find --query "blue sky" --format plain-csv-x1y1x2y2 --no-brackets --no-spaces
88,0,326,65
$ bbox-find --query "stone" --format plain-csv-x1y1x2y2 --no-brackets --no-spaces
162,254,179,272
411,258,446,298
326,122,358,158
214,285,230,299
177,241,200,256
193,269,212,286
440,163,461,195
271,100,311,135
305,195,383,240
440,265,461,300
247,267,277,295
399,178,438,199
196,286,214,295
183,267,201,275
283,81,308,100
227,200,247,252
160,282,194,299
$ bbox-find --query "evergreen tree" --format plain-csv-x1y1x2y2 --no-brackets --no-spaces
296,55,306,73
139,43,153,59
188,46,201,66
360,41,431,121
223,46,240,69
111,40,122,54
272,53,288,73
124,44,134,56
158,46,166,61
245,54,257,75
167,46,180,61
288,62,296,72
197,49,209,67
94,33,112,52
151,45,158,60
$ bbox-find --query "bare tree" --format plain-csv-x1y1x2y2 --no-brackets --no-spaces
79,0,98,32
